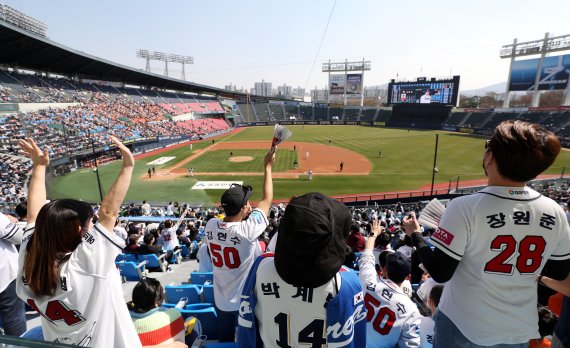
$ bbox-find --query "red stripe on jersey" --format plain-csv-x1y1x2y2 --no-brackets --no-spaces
138,315,184,345
432,227,455,246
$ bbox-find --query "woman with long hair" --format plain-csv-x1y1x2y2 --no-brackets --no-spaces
15,137,186,348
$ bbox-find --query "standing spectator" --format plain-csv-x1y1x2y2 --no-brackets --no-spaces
166,202,174,217
420,285,444,348
359,219,421,347
405,121,570,347
113,219,128,241
141,200,151,216
347,223,366,252
0,212,26,337
14,202,28,229
238,192,366,348
16,137,142,347
205,148,275,342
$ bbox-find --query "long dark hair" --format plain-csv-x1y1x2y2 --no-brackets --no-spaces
128,278,164,314
24,199,93,297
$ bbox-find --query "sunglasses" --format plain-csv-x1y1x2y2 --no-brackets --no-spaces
230,183,253,206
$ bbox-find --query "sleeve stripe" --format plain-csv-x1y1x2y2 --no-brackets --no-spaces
1,224,19,240
429,238,463,259
551,252,570,257
93,224,124,250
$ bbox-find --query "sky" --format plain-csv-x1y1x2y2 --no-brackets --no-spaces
3,0,570,91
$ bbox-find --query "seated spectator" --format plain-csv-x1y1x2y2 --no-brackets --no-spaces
420,285,444,348
238,192,366,347
141,201,151,216
359,220,421,347
138,233,173,261
127,278,186,347
347,223,366,252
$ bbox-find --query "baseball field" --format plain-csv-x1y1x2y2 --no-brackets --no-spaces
47,125,570,205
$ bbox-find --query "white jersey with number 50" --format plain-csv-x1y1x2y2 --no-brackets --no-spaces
205,208,267,311
358,250,421,348
432,186,570,346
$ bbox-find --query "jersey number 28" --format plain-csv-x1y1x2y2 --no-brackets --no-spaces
484,235,546,275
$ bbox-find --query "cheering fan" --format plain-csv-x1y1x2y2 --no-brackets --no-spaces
271,124,292,149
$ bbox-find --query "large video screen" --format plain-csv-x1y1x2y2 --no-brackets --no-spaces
387,76,460,106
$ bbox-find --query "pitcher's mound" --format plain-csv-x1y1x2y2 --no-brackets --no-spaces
229,156,254,163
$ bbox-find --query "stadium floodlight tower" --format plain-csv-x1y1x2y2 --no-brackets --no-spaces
500,32,570,107
322,59,371,106
136,49,194,80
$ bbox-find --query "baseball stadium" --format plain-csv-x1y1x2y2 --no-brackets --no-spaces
0,1,569,348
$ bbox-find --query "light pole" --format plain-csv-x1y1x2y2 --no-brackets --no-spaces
430,134,439,196
91,137,104,202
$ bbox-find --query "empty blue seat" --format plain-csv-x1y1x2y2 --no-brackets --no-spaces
190,272,213,285
115,261,147,281
202,283,214,305
179,304,219,340
180,244,190,258
116,253,137,263
138,254,167,272
165,284,202,305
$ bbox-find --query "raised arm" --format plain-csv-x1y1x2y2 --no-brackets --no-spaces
98,137,135,232
18,138,49,224
255,148,275,215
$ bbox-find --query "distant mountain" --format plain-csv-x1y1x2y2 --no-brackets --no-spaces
461,82,507,96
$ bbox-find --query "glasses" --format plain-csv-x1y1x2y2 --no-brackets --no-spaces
485,140,491,150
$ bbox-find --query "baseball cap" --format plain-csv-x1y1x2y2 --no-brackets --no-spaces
220,183,253,216
275,192,351,288
386,252,411,280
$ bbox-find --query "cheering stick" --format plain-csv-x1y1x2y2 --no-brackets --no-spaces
271,124,292,150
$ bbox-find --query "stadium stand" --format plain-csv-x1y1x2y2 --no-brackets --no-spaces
343,107,360,121
444,112,470,126
359,107,378,122
313,105,329,121
376,109,392,122
461,111,495,128
267,103,285,120
299,104,313,120
329,106,343,120
284,103,300,120
252,102,271,121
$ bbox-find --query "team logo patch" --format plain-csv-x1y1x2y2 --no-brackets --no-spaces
354,291,363,305
508,189,529,196
250,211,264,225
432,227,454,245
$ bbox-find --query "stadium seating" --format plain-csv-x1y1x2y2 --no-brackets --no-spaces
178,304,219,340
376,109,392,122
190,272,214,285
284,104,300,120
115,260,147,282
444,112,469,126
202,283,215,305
360,108,378,122
343,108,360,121
461,112,495,128
313,105,328,121
268,104,285,120
165,284,202,305
299,104,313,120
138,254,167,272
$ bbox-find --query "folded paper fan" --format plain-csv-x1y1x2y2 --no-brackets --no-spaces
271,124,292,149
418,198,446,230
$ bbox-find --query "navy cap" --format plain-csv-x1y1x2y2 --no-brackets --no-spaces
220,183,253,216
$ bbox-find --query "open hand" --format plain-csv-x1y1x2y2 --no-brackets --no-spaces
371,219,384,237
19,138,49,166
110,136,135,168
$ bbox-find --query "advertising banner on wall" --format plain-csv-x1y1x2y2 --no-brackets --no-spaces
346,74,363,94
509,54,570,91
329,74,345,94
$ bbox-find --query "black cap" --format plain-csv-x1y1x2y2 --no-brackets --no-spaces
275,192,351,288
386,252,411,280
220,184,253,216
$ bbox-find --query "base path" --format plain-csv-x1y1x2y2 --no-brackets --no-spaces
144,141,372,180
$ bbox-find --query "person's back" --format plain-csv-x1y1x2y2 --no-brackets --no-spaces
160,220,178,251
206,148,275,342
359,247,421,348
238,192,366,348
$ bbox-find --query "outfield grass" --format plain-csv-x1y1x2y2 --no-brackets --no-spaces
48,125,570,204
189,149,297,173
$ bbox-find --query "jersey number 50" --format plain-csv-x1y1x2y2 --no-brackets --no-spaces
364,293,396,335
484,235,546,275
209,243,241,269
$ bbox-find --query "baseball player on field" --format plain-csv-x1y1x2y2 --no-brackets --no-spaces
360,219,421,348
404,121,570,348
205,148,275,342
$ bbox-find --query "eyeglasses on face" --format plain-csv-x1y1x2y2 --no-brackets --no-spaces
485,139,491,150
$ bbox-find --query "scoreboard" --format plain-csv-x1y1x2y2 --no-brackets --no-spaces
387,76,460,106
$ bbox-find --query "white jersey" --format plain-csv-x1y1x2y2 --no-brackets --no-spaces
432,186,570,346
160,227,178,251
205,208,267,311
419,316,434,348
16,223,141,348
0,213,22,293
358,250,421,348
197,242,213,272
254,257,341,348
